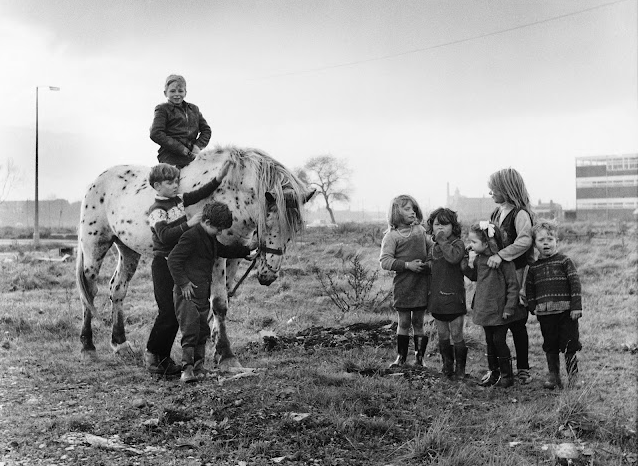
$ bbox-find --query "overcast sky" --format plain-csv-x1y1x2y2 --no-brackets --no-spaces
0,0,637,213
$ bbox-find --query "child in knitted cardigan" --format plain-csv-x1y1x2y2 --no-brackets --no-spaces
526,219,583,389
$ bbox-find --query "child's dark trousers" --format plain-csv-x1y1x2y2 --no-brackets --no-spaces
146,256,179,357
537,311,581,354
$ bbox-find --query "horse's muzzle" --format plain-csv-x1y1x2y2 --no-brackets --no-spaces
257,271,278,286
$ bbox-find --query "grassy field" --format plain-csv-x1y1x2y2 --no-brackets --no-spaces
0,222,637,465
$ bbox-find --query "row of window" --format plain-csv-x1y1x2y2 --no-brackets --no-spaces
576,155,638,171
576,178,638,188
577,200,638,209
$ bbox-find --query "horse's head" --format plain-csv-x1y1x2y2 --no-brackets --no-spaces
194,146,315,286
254,187,315,285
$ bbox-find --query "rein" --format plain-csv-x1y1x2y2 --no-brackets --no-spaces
227,244,284,298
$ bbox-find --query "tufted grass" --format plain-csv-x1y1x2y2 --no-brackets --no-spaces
0,224,636,465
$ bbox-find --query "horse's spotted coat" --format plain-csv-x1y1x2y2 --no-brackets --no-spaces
76,146,312,367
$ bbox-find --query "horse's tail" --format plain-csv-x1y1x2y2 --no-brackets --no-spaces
75,243,97,317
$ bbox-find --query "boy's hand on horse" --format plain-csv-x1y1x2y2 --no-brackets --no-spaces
181,282,197,301
187,212,203,227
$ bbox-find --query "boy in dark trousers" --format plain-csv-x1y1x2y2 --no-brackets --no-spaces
150,74,212,168
145,159,233,376
168,202,255,383
526,219,583,389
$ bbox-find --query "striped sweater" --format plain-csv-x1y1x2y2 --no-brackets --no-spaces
525,253,582,316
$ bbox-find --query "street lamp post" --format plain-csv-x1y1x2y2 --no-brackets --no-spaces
34,85,60,247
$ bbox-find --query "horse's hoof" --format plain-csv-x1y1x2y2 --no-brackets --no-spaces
218,357,244,373
80,349,99,361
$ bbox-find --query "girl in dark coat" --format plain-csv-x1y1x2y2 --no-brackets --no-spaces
426,208,467,380
462,221,520,388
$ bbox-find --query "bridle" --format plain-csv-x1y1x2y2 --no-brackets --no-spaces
227,243,284,298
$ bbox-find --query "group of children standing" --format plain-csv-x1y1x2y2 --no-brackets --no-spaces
381,168,583,390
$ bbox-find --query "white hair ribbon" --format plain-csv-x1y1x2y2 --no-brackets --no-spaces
479,221,495,238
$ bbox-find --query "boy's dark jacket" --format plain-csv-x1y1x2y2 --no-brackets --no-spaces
168,224,250,298
150,101,211,167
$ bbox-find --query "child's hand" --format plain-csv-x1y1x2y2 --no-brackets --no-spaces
502,311,510,319
187,211,203,227
405,259,425,273
245,249,259,261
181,282,197,300
467,250,477,265
217,159,235,180
434,231,447,244
570,310,582,320
192,145,202,155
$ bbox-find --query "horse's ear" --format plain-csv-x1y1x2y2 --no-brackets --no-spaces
302,188,316,204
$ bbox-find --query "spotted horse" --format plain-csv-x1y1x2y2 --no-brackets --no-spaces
76,146,314,370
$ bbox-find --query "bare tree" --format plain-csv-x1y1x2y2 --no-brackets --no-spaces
0,158,19,204
297,155,351,225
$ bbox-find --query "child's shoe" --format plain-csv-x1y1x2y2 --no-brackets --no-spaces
565,353,582,388
145,351,181,377
413,335,428,367
543,353,562,390
389,335,410,368
496,356,514,388
438,341,455,379
453,343,468,380
180,365,198,384
517,369,533,385
194,344,208,380
479,353,500,387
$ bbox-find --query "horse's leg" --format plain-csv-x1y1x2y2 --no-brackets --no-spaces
109,241,141,356
210,259,243,371
78,237,114,358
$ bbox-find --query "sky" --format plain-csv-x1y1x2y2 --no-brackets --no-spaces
0,0,637,213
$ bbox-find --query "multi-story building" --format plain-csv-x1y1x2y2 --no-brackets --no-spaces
575,154,638,220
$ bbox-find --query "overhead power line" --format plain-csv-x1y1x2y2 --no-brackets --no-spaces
260,0,632,79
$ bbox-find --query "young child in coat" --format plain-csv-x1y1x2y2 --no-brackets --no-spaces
526,219,583,389
145,159,234,377
462,221,520,388
150,74,212,168
168,201,255,383
425,207,467,380
487,167,536,384
380,195,430,368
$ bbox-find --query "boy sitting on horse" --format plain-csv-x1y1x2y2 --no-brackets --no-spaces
168,201,256,383
150,74,212,168
145,159,233,376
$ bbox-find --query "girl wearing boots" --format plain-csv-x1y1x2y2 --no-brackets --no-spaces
487,168,536,384
526,219,583,389
380,195,430,368
425,208,468,380
462,221,520,388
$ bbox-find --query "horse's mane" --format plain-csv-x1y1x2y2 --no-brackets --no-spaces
204,146,307,242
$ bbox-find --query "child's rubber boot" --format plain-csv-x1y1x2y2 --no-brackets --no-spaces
438,340,454,379
543,352,562,389
496,356,514,388
180,346,197,383
194,344,208,380
453,343,468,381
565,352,582,388
389,335,410,368
479,353,500,387
413,335,428,367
